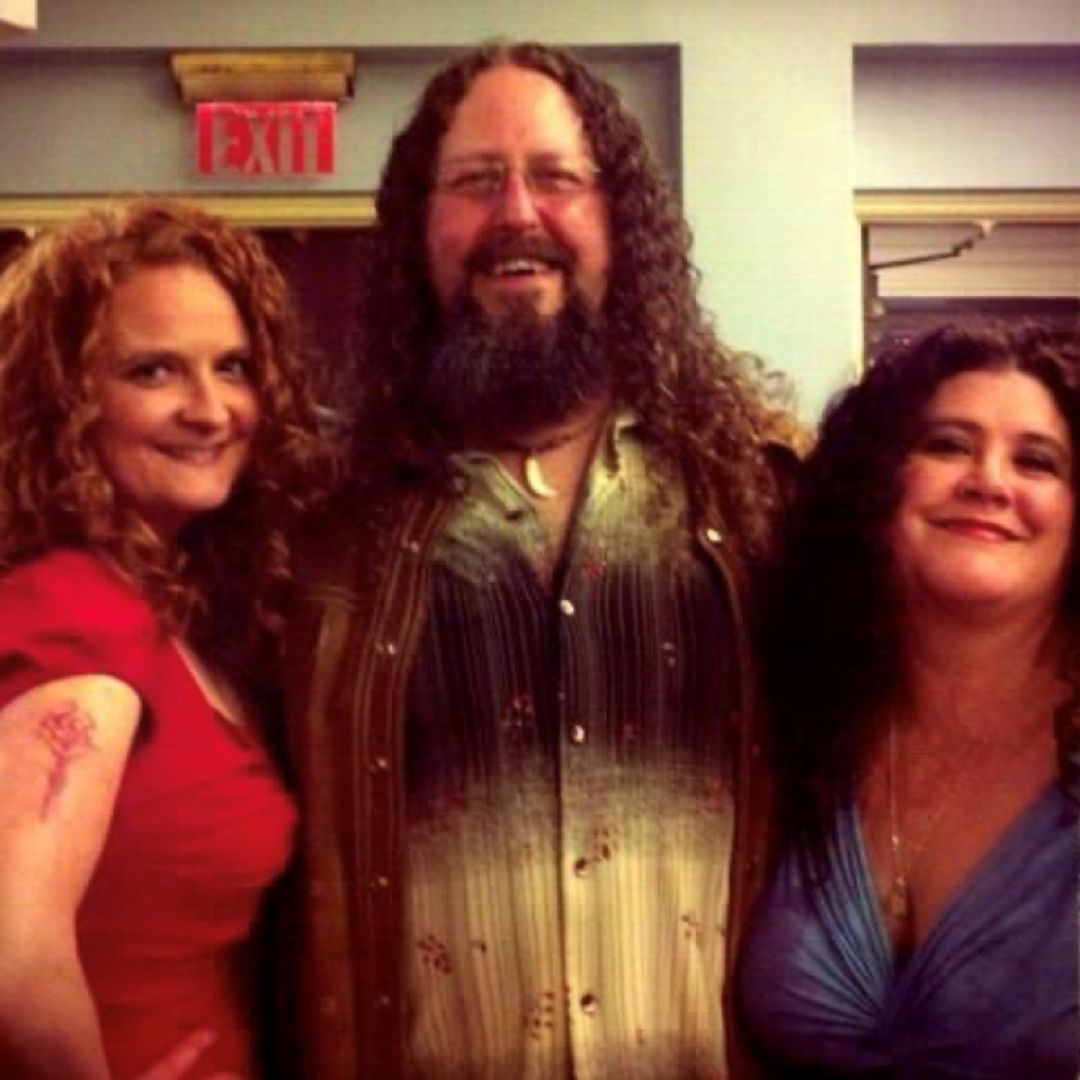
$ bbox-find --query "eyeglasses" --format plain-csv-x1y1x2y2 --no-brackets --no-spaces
432,157,602,201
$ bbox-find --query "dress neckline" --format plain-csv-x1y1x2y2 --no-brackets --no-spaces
850,783,1067,977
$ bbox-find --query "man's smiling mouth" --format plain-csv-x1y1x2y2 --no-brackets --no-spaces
486,258,552,278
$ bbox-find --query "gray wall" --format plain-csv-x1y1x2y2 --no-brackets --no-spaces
0,50,679,196
855,51,1080,190
3,0,1080,418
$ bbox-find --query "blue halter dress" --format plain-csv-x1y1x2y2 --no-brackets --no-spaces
738,785,1079,1077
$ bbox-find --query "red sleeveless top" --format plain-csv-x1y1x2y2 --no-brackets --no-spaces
0,549,296,1079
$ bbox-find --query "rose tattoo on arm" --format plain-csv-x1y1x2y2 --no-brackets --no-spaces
36,702,97,819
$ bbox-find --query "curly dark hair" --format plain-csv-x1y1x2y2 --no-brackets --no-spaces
764,323,1080,863
0,198,336,668
350,40,778,558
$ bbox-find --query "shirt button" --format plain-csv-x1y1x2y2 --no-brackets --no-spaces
559,597,575,616
572,856,590,878
375,993,392,1009
319,995,340,1017
372,874,390,888
569,724,586,744
369,756,390,773
580,992,599,1015
705,526,723,545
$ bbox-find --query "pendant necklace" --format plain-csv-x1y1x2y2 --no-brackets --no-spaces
523,453,558,499
500,420,597,500
885,713,993,935
886,720,912,928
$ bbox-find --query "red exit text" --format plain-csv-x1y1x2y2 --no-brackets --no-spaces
196,102,336,177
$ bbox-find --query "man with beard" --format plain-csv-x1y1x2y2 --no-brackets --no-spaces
284,41,780,1080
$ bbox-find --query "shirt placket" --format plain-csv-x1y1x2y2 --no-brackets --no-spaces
554,544,608,1076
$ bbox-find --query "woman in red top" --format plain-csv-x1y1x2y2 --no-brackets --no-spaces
0,201,331,1079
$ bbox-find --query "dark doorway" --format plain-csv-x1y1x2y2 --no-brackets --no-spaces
258,227,376,415
0,230,29,274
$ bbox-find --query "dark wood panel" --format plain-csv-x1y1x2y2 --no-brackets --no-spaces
868,297,1080,359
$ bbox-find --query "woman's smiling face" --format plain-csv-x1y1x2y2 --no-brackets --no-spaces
891,366,1074,621
92,263,259,540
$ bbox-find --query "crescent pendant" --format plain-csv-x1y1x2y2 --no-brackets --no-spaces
523,453,558,499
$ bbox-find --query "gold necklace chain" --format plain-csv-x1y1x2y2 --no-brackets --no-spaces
884,714,993,934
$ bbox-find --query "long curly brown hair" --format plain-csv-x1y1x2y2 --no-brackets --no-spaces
0,198,335,668
764,324,1080,866
350,41,779,558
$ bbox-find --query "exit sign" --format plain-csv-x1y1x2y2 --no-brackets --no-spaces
196,101,336,177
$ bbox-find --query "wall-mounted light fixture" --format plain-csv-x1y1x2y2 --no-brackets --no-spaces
170,51,356,104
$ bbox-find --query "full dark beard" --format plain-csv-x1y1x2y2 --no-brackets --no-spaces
423,288,610,443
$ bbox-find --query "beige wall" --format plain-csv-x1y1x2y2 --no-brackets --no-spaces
0,0,34,37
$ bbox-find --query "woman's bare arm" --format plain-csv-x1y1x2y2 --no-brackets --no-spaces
0,674,138,1078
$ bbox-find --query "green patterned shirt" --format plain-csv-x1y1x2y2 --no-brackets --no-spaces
405,415,739,1078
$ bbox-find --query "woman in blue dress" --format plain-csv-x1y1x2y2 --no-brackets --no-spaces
739,325,1080,1078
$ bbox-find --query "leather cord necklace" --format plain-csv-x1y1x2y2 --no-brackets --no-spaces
498,419,598,500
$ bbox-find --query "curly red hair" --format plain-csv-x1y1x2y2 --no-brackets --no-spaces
0,198,335,665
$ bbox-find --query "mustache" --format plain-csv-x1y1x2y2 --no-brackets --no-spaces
464,230,575,277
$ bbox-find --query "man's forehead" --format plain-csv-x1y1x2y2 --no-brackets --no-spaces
436,64,591,160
